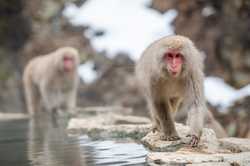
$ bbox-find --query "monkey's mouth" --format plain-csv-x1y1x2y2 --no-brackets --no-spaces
171,71,179,77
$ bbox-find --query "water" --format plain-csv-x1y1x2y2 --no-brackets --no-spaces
0,113,147,166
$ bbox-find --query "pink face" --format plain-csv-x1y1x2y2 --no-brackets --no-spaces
63,56,75,72
163,51,184,77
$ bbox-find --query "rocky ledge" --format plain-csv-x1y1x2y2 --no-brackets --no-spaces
67,106,250,165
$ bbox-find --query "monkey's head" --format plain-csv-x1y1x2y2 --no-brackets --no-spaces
55,47,80,73
163,49,183,78
158,35,202,78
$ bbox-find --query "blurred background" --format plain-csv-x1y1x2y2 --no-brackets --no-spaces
0,0,250,138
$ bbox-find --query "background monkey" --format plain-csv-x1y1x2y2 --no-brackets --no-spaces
136,35,226,147
23,47,80,115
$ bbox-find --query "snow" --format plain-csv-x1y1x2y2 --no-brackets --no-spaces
63,0,177,60
201,6,216,17
77,61,98,84
205,77,250,110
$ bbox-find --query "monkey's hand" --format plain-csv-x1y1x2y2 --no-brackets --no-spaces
186,134,199,147
160,133,180,141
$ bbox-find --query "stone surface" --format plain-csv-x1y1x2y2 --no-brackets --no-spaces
0,113,29,121
68,106,250,166
219,137,250,153
142,123,221,153
75,106,133,117
147,151,250,166
67,111,151,139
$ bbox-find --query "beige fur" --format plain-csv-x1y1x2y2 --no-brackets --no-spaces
23,47,80,115
136,35,226,146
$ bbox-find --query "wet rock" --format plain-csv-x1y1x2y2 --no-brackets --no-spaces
147,152,224,166
144,132,250,165
219,137,250,153
75,106,133,117
0,113,29,121
67,109,151,139
147,151,250,166
142,123,221,153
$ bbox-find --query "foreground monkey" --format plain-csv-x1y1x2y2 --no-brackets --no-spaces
136,35,226,147
23,47,80,115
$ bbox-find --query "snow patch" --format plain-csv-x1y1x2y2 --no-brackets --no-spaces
63,0,177,60
78,61,97,84
205,77,250,110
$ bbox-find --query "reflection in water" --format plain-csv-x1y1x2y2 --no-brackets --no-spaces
0,112,147,166
28,112,90,166
0,119,30,166
82,139,147,166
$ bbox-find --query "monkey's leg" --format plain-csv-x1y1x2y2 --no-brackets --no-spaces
204,111,227,138
149,104,160,132
24,83,40,115
155,101,180,141
151,115,160,133
40,84,54,112
186,107,204,147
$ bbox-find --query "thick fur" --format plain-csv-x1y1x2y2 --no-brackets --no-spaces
23,47,80,115
136,35,218,143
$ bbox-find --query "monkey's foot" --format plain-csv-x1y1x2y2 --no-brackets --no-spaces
160,134,180,141
186,134,199,147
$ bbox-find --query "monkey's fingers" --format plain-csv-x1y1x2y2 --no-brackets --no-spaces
160,134,180,141
186,134,199,147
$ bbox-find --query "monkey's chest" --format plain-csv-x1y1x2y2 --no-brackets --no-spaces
160,80,185,98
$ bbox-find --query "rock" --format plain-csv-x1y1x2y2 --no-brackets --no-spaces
142,123,221,153
147,151,250,166
145,133,250,165
219,137,250,153
67,110,151,139
0,113,29,121
147,152,224,166
186,162,231,166
75,106,133,117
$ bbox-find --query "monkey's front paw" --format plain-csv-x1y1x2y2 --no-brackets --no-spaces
186,134,199,147
160,134,180,141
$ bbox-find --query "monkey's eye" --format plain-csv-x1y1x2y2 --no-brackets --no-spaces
175,53,182,58
166,53,173,58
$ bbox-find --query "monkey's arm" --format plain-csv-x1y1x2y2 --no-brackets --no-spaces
185,74,206,146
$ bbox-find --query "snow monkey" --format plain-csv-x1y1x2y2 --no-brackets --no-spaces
23,47,80,115
136,35,224,147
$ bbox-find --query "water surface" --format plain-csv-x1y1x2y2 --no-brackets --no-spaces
0,113,147,166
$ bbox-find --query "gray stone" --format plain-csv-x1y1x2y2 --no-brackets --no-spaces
147,151,224,166
142,123,221,153
147,151,250,166
219,137,250,152
0,113,29,121
67,113,151,139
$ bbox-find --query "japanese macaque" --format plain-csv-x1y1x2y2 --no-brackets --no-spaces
23,47,80,115
136,35,226,147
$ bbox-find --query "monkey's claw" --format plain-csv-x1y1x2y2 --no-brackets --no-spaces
186,134,199,147
160,134,180,141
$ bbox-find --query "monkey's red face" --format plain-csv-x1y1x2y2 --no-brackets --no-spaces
163,51,183,77
63,56,75,72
